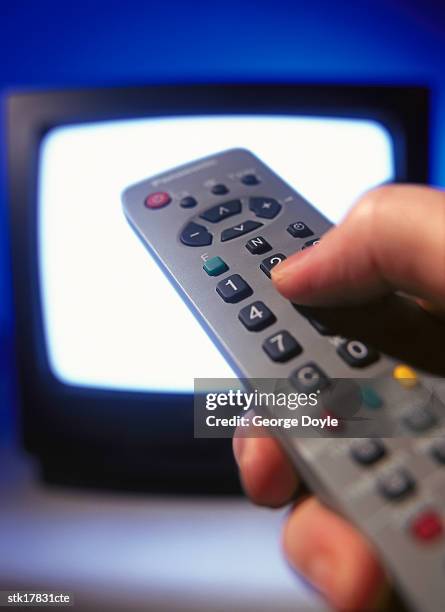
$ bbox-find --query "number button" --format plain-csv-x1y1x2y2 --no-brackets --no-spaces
263,330,302,362
216,274,253,303
260,253,287,278
287,221,314,238
302,238,321,250
337,340,379,368
238,301,276,331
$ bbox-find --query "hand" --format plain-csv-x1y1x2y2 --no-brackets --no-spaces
233,185,445,610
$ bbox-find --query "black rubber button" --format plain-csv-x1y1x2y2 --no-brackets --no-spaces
211,184,229,195
180,196,198,208
287,222,314,238
337,340,379,368
403,406,438,433
377,468,415,501
180,222,213,247
238,301,276,332
246,236,272,255
431,439,445,464
221,220,263,242
350,439,386,466
241,174,260,185
260,253,287,278
249,197,281,219
200,200,241,223
290,362,329,393
301,238,321,250
216,274,253,303
263,330,302,363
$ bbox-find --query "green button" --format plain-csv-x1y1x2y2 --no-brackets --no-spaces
361,386,382,409
203,256,228,276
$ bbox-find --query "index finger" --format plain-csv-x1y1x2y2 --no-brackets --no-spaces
272,185,445,307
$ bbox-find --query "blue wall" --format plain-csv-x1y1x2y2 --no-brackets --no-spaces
1,0,445,436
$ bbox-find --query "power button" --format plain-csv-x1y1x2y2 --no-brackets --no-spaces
145,191,171,209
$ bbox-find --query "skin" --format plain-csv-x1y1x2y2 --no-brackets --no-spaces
233,185,445,611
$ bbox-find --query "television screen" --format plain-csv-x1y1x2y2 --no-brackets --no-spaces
38,114,394,394
8,84,428,490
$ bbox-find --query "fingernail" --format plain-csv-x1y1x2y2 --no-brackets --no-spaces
233,436,246,467
271,248,314,284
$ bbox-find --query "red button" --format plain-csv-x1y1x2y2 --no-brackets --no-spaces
145,191,171,209
411,510,443,542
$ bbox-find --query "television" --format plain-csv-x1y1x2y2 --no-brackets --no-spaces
7,84,429,491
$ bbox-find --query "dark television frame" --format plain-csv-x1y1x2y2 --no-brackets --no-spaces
6,83,430,492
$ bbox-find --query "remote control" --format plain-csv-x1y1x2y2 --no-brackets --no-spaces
123,148,445,612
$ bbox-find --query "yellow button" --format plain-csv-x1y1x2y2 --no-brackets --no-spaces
393,364,418,388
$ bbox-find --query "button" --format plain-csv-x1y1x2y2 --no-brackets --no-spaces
246,236,272,255
216,274,253,303
249,197,281,219
378,468,415,501
260,253,287,278
203,256,228,277
302,238,321,250
403,405,437,433
361,386,383,409
393,364,418,388
430,440,445,464
290,362,329,393
263,330,302,363
211,184,229,195
180,222,213,247
337,340,379,368
351,439,386,466
180,196,198,208
241,174,260,185
221,220,263,242
200,200,241,223
287,222,314,238
410,510,443,542
238,301,276,331
145,191,171,209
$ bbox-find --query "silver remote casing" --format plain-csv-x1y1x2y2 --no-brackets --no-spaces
123,149,445,612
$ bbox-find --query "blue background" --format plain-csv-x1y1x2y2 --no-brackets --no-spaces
1,0,445,439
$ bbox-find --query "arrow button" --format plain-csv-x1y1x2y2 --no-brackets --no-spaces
200,200,242,223
180,222,213,247
221,220,263,242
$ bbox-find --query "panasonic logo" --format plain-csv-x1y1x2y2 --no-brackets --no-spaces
152,159,217,186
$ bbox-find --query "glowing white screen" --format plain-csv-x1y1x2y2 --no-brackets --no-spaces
38,116,394,393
